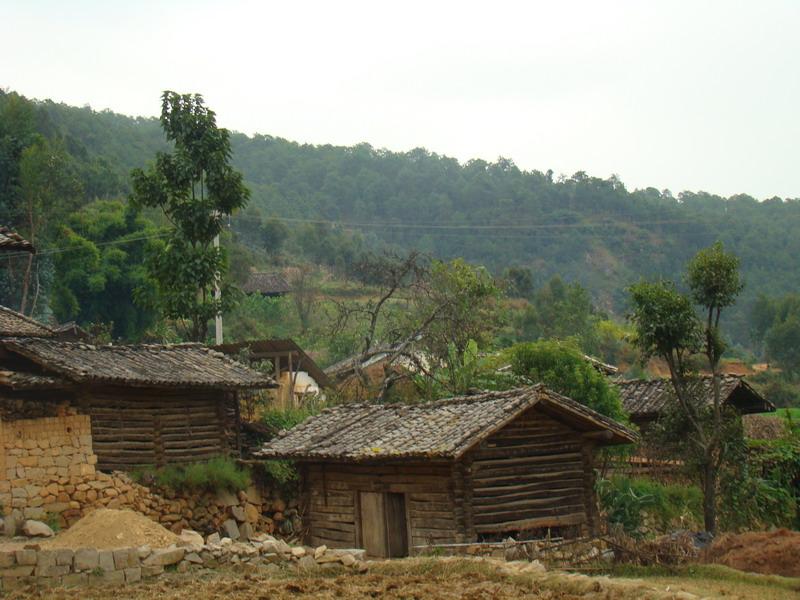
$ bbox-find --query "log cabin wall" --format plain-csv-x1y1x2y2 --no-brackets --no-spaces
80,386,240,471
0,390,77,420
464,406,596,539
303,461,458,551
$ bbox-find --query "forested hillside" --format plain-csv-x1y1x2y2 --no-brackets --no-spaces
2,89,800,350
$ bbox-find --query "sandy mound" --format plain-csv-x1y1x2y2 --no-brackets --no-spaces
46,508,179,549
703,528,800,577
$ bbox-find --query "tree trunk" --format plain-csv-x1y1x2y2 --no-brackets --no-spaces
19,252,34,315
702,461,717,534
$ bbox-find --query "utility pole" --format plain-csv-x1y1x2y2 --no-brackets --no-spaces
213,233,223,344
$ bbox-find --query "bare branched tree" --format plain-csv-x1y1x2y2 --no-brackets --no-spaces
329,252,501,401
288,264,318,333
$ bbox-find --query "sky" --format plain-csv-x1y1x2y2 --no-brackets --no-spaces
2,0,799,198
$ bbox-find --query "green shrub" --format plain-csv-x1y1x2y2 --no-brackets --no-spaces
719,431,800,530
719,472,796,531
251,460,299,498
261,406,316,434
510,340,628,422
131,457,251,494
597,476,702,536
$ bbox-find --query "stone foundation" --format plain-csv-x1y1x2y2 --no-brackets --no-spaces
0,414,297,539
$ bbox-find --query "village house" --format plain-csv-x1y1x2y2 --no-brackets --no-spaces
323,344,428,402
257,385,637,558
616,375,773,431
0,334,275,472
215,339,329,410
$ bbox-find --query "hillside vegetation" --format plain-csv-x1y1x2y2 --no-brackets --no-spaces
3,89,800,351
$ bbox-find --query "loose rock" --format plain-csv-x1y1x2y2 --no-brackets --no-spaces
23,520,54,537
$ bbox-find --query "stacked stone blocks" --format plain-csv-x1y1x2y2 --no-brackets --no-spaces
0,536,368,591
0,415,97,521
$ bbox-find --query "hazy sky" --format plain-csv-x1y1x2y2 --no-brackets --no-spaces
3,0,799,198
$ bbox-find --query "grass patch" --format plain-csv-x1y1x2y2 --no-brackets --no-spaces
598,563,800,598
763,407,800,421
131,456,251,493
45,511,62,533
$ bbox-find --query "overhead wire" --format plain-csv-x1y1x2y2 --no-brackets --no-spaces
0,231,171,260
0,214,719,259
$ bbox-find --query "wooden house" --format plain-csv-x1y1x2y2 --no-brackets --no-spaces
0,337,274,471
215,339,330,409
257,385,637,557
616,375,773,432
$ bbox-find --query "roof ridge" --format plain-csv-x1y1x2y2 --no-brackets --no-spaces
318,387,538,413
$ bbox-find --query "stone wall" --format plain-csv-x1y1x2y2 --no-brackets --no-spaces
0,414,97,520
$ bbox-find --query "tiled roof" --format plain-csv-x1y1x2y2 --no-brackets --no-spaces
0,306,55,338
0,338,275,389
0,227,34,253
213,339,331,387
241,272,291,295
323,344,401,381
257,385,637,461
616,375,773,418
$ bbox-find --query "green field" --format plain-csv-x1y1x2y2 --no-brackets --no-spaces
762,408,800,420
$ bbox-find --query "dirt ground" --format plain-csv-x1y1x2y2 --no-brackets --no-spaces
704,529,800,577
6,558,800,600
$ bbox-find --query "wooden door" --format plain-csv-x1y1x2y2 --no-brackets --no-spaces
385,492,408,558
359,492,387,558
359,491,409,558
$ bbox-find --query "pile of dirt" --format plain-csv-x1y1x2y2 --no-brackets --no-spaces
46,508,179,549
703,528,800,577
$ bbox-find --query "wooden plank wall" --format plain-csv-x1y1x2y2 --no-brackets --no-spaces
466,407,593,536
304,462,458,550
82,386,239,471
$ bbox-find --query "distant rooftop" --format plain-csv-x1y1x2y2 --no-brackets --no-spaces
616,375,773,419
241,272,291,296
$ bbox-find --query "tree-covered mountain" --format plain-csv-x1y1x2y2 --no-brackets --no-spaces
2,89,799,351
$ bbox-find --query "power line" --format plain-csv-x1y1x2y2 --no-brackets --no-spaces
0,231,170,260
236,214,704,231
1,214,718,260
